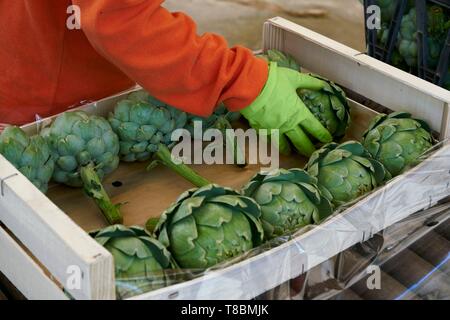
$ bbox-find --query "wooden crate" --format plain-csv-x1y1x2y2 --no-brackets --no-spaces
1,17,450,300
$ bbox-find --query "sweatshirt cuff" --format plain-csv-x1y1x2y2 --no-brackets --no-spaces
223,57,269,112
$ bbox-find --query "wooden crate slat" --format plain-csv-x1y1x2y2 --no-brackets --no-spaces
0,226,68,300
263,17,450,139
0,157,115,300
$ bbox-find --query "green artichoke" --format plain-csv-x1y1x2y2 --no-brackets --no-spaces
242,169,333,240
0,126,54,193
109,92,210,187
151,184,264,269
397,6,449,69
91,225,174,298
110,91,187,162
258,49,301,71
305,141,387,206
262,49,351,141
362,112,434,177
297,74,351,140
42,111,122,224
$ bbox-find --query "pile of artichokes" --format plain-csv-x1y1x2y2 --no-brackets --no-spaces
397,5,449,70
0,56,437,297
368,1,450,88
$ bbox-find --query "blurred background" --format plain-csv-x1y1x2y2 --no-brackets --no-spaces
164,0,366,51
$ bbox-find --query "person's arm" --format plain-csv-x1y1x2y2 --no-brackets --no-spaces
73,0,268,116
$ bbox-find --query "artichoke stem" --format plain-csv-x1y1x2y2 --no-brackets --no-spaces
215,117,247,168
145,217,160,233
154,144,211,188
80,163,123,225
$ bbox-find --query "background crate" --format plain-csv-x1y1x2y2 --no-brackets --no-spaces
364,0,450,89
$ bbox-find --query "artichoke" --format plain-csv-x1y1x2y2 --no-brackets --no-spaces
305,141,387,206
113,91,187,161
258,49,301,71
297,74,351,141
0,126,54,193
109,92,210,187
42,111,122,224
262,49,351,141
91,225,174,298
242,169,333,240
151,184,264,269
362,111,434,177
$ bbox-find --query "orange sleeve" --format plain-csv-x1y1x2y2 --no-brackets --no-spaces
72,0,268,116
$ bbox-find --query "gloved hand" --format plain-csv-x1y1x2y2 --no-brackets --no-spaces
240,62,333,156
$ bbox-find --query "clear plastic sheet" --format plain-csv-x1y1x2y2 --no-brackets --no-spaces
257,202,450,300
113,140,450,299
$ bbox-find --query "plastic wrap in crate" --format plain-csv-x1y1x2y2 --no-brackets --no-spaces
364,0,450,89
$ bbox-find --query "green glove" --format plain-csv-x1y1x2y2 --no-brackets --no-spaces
241,62,333,156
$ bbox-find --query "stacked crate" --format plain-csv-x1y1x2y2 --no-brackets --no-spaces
364,0,450,89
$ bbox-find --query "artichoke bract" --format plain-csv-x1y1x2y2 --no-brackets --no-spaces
109,92,210,187
42,111,122,224
0,126,54,193
262,49,350,141
258,49,301,71
305,141,387,206
362,112,434,177
152,184,264,269
91,225,174,298
242,169,333,240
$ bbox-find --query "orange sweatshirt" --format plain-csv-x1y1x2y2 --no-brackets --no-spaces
0,0,268,125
